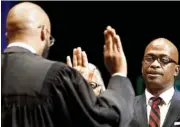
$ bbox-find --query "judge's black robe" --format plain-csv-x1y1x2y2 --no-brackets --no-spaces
1,47,135,127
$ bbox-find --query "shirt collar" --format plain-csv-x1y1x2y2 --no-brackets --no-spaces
7,42,36,54
145,86,174,105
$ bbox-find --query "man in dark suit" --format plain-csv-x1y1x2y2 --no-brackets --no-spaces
130,38,180,127
1,2,135,127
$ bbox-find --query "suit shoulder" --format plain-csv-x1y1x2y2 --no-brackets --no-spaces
174,90,180,100
135,94,144,101
21,54,75,78
28,55,70,69
37,57,79,78
175,90,180,95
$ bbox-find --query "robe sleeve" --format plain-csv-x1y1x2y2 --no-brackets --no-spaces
50,62,135,127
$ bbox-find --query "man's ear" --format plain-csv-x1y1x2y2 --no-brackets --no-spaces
40,25,46,41
141,61,144,74
5,32,9,41
174,65,180,76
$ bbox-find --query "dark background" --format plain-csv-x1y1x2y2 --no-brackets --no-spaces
6,1,180,94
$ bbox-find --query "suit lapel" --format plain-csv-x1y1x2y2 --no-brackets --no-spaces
136,94,148,127
162,91,180,127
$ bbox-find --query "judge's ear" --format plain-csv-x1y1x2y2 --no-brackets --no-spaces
5,32,9,41
40,25,47,41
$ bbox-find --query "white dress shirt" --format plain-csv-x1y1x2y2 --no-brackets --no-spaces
145,87,174,127
7,42,36,54
112,72,127,77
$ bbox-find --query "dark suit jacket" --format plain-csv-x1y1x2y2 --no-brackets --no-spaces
1,46,135,127
130,89,180,127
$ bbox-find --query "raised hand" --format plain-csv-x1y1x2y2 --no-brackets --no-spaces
104,26,127,76
66,47,90,81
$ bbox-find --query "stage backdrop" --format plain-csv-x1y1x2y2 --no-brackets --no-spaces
1,1,17,52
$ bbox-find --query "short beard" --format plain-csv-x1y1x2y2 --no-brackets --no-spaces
42,39,50,58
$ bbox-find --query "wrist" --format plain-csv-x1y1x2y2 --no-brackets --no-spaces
112,72,127,77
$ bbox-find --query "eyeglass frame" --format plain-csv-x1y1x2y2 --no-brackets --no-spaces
37,25,55,47
88,68,103,94
89,82,103,95
143,54,178,66
90,82,102,89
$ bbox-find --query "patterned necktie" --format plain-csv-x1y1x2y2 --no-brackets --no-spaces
149,97,162,127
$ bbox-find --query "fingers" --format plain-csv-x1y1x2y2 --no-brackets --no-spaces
73,48,77,67
113,36,118,53
107,26,116,38
104,26,123,53
103,26,127,75
66,56,72,67
104,27,113,52
113,35,122,53
76,47,82,66
72,47,88,68
82,51,88,67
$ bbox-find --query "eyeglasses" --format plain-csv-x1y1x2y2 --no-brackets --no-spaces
143,54,178,66
89,82,103,95
89,68,103,94
38,25,55,47
90,82,101,89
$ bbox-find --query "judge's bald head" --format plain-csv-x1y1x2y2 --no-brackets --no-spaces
6,2,53,56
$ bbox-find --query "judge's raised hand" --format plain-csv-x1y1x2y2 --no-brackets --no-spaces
66,47,90,81
104,26,127,76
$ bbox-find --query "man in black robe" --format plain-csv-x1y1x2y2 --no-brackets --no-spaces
1,2,135,127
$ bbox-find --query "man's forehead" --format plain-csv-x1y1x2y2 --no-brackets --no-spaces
144,39,179,63
145,43,172,56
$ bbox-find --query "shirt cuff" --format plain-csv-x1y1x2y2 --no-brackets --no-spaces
112,72,127,77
